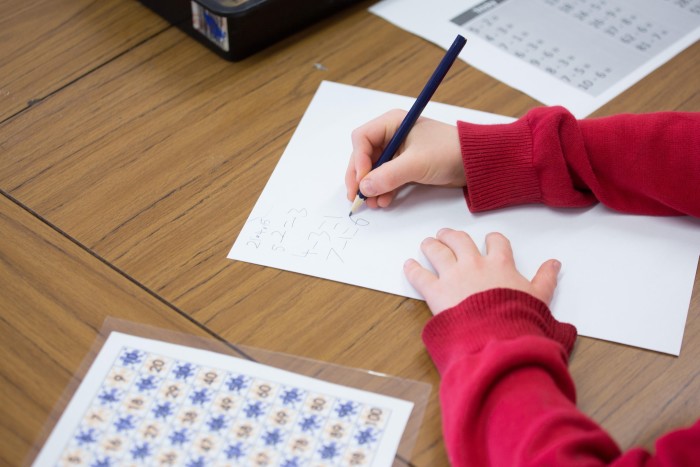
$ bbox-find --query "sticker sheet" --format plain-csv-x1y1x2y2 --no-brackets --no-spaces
33,332,414,466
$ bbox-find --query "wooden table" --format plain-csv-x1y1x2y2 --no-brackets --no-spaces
1,0,698,465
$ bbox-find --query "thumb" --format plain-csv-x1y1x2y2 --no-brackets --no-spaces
359,154,424,198
530,259,561,306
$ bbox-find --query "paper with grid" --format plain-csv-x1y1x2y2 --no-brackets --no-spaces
33,332,413,466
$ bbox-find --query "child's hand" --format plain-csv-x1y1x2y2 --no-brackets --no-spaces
345,110,464,209
404,229,561,315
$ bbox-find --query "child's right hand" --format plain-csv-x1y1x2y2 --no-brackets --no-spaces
345,110,465,209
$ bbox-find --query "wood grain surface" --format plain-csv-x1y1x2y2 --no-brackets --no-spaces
0,0,168,122
1,0,698,464
0,195,220,466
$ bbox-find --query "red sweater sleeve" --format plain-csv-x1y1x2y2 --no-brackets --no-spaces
422,288,700,466
458,108,700,216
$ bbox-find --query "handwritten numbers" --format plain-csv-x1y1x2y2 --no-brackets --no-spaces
243,207,371,264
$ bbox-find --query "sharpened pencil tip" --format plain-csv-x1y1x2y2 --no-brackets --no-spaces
349,195,363,216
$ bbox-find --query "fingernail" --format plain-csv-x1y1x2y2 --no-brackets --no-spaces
360,179,375,196
552,260,562,272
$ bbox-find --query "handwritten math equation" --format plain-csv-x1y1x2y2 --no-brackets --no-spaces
244,208,370,264
56,346,393,466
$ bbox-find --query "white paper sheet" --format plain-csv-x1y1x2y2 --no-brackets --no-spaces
228,81,699,355
33,332,413,466
370,0,700,117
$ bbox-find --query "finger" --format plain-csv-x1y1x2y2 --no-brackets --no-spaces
359,151,425,198
348,114,399,202
375,191,397,208
420,237,457,272
350,110,405,176
403,258,438,294
363,196,380,209
350,121,390,166
345,154,359,201
348,128,384,196
436,228,480,260
352,147,375,186
530,259,561,306
485,232,514,263
346,146,376,201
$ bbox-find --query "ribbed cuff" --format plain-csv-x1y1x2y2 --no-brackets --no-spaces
422,288,577,375
458,119,542,212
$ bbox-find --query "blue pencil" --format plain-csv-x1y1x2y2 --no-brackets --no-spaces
349,34,467,216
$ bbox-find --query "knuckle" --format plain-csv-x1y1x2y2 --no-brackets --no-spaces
350,127,364,141
421,237,438,252
438,228,470,246
387,109,407,120
487,231,507,242
492,252,511,264
381,170,398,187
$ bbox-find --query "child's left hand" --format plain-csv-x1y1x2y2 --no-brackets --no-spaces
404,229,561,315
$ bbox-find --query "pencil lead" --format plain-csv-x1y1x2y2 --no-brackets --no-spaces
349,196,363,216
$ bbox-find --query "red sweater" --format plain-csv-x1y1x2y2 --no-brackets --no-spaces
422,108,700,466
459,107,700,216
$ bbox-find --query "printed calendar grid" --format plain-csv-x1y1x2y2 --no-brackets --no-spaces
34,333,414,467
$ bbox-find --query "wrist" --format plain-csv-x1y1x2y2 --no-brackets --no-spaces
422,288,577,374
457,119,541,212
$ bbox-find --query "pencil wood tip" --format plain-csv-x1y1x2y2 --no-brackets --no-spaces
349,196,363,216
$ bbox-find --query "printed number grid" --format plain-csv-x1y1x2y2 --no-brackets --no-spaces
453,0,700,96
57,347,392,466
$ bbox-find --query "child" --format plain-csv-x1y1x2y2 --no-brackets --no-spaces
345,107,700,465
